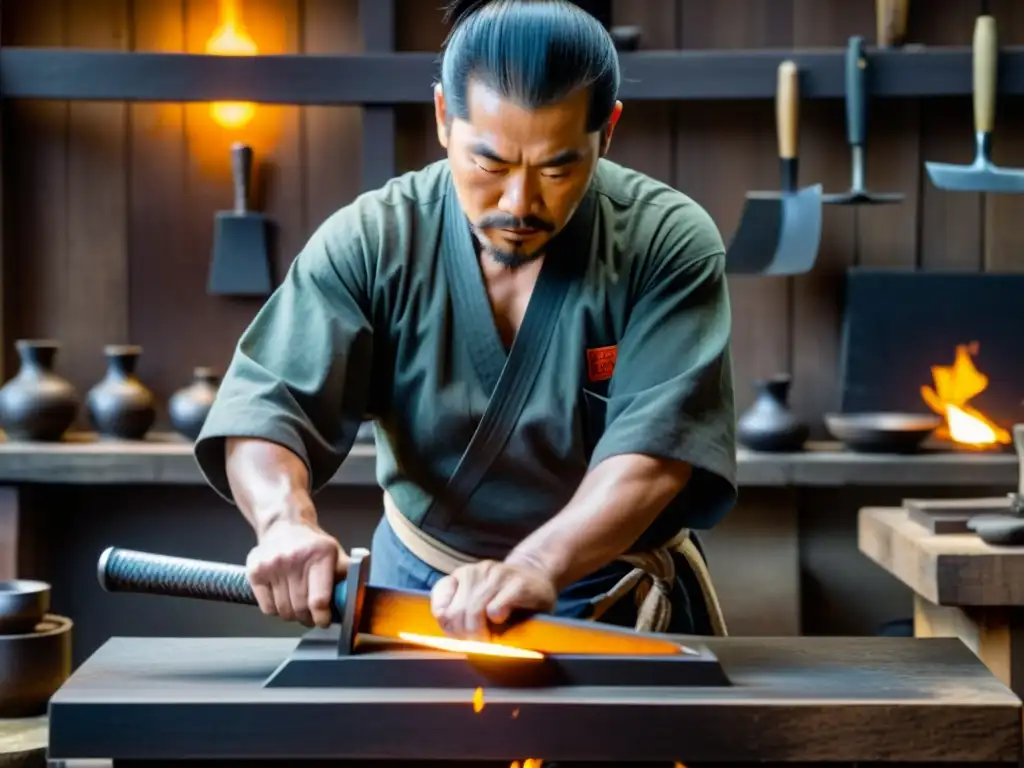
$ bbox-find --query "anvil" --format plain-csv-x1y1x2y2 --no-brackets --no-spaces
97,546,729,689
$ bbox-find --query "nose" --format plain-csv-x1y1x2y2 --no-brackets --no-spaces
498,170,539,219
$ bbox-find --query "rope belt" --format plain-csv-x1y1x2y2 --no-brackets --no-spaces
383,493,728,637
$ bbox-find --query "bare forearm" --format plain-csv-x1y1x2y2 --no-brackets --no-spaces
225,438,317,539
505,454,692,590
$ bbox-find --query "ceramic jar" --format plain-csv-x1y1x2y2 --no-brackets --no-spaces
168,367,219,440
0,340,79,442
86,345,156,440
736,373,809,452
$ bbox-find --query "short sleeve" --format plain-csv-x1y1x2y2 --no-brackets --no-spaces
590,205,737,532
193,215,375,503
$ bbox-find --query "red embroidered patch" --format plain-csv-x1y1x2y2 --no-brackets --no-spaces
586,345,618,382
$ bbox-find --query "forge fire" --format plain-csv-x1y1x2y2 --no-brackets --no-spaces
921,343,1011,448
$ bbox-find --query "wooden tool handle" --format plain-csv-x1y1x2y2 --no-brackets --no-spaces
231,142,253,214
844,36,868,148
776,61,799,160
973,15,997,134
876,0,909,47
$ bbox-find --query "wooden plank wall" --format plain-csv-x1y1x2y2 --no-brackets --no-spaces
3,0,1023,428
2,0,1024,638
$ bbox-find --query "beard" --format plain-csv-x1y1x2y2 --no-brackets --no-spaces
481,240,545,270
471,213,555,270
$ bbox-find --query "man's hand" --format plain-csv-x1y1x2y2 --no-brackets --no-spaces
246,519,349,629
430,560,558,639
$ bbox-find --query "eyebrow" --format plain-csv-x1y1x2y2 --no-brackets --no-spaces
470,142,583,168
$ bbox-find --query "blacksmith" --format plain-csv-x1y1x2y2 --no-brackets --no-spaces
194,0,737,642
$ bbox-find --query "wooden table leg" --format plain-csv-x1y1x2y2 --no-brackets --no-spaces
913,594,1024,693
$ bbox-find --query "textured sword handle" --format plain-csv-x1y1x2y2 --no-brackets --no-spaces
973,15,997,135
97,547,258,606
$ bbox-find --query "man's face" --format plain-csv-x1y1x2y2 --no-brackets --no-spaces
435,79,621,268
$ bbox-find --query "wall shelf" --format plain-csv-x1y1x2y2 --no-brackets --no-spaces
2,46,1023,104
0,434,1013,488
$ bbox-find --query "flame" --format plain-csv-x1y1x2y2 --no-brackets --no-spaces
396,631,544,660
206,0,258,130
920,343,1011,447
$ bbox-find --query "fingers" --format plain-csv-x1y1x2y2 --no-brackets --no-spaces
245,525,344,627
430,575,458,618
432,562,559,639
433,563,503,640
485,578,522,625
307,556,336,629
272,577,298,622
289,565,312,627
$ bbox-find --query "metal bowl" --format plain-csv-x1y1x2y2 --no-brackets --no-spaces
0,581,50,635
824,412,942,454
0,614,72,718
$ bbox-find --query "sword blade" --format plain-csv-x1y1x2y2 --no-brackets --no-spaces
361,586,686,656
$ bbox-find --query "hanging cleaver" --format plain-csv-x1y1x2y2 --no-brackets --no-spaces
724,60,823,275
97,546,688,657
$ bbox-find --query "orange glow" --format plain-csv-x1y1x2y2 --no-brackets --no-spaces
472,686,485,713
206,0,258,130
920,343,1011,448
397,631,544,660
510,761,544,768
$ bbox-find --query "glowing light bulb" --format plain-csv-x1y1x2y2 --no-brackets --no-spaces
206,0,258,130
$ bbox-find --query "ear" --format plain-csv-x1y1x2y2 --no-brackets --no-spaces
434,84,450,149
599,101,623,156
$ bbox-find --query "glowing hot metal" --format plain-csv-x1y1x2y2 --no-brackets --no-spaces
398,631,544,660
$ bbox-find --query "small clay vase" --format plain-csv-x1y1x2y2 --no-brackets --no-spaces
168,367,219,440
0,340,79,442
737,373,809,452
86,345,156,440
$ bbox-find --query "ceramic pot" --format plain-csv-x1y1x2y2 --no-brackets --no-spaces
86,345,156,440
168,367,219,440
736,373,809,452
0,340,79,442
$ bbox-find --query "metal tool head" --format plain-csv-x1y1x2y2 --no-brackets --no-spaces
336,547,370,656
926,158,1024,194
725,184,823,276
822,190,905,205
926,131,1024,194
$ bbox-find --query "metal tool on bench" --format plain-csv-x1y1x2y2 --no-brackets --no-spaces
823,36,904,206
926,15,1024,194
904,425,1024,545
97,546,729,689
725,61,822,276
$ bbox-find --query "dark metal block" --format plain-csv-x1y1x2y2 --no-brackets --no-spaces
264,628,730,689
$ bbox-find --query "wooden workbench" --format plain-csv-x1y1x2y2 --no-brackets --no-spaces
47,634,1020,764
859,505,1024,693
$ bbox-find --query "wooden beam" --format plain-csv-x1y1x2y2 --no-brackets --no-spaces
4,47,1024,103
359,0,396,189
0,439,1011,487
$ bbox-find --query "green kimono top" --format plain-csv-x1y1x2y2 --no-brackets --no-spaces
195,158,737,560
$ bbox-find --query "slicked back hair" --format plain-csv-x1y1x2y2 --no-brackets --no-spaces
439,0,620,134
